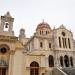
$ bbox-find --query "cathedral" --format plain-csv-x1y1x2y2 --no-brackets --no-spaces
0,12,75,75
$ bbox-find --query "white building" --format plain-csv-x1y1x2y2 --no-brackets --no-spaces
0,12,75,75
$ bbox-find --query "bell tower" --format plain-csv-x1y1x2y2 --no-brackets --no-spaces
0,12,14,36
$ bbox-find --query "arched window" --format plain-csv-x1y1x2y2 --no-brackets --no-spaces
70,57,73,67
62,38,67,48
0,60,8,75
40,31,41,35
68,38,71,48
58,37,61,48
64,55,69,67
48,55,54,67
30,61,39,75
62,38,65,48
40,42,43,48
60,56,63,67
4,22,9,31
65,38,67,48
49,43,51,48
0,68,6,75
46,31,47,35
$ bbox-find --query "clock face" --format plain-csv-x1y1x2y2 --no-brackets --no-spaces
0,48,7,54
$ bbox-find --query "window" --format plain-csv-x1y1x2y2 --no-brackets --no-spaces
0,44,9,54
40,42,43,48
62,38,67,48
49,43,51,48
58,37,61,48
0,60,7,75
4,22,9,31
64,55,69,67
65,38,67,48
68,38,71,48
70,57,73,67
62,32,65,36
0,68,6,75
62,38,65,48
48,55,54,67
40,31,41,35
0,48,7,54
46,31,47,35
60,56,63,67
40,31,43,35
30,61,39,75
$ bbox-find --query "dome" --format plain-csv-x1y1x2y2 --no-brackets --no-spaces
36,21,51,30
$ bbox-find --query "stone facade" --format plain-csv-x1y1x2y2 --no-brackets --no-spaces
0,12,75,75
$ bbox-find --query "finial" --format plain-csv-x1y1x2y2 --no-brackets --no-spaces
4,11,12,17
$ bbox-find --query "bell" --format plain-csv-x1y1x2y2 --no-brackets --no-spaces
5,23,8,28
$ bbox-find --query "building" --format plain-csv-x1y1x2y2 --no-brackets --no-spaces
0,12,75,75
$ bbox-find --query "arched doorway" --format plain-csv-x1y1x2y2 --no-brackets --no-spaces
70,57,73,67
30,61,39,75
0,60,8,75
48,55,54,67
64,55,69,67
60,56,63,67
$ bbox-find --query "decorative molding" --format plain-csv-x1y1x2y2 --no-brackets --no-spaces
0,35,18,42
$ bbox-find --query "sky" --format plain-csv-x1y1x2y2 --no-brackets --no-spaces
0,0,75,38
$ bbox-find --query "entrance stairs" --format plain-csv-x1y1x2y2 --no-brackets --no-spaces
62,67,75,75
45,67,67,75
45,67,75,75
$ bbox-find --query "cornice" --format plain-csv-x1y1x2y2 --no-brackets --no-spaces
0,35,18,42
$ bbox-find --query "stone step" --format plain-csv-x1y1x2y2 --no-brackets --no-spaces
62,67,75,75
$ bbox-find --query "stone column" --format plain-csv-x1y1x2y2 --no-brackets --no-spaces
45,56,48,67
63,56,65,68
53,50,57,67
8,50,15,75
69,56,71,67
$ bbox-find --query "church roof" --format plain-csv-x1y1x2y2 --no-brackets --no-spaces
36,21,51,30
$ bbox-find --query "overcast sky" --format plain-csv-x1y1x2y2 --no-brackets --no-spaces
0,0,75,38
